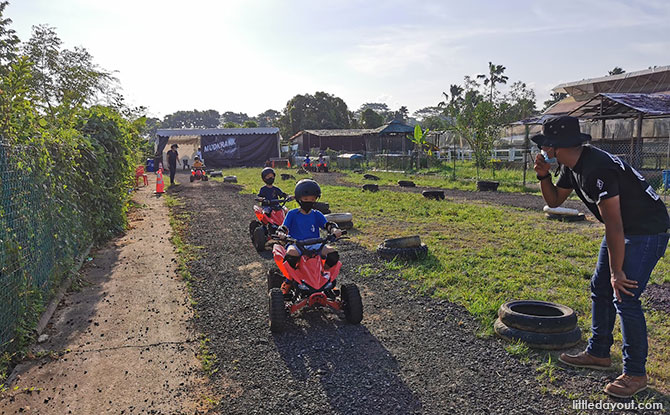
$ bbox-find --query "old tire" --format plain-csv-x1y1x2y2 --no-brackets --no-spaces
377,243,428,261
383,236,421,249
477,180,499,191
363,174,380,180
267,269,284,291
341,283,363,324
224,175,238,183
253,226,266,251
422,190,445,200
337,221,354,230
189,175,195,182
314,202,331,214
269,288,287,333
362,184,379,192
281,173,295,180
546,213,585,222
325,213,353,223
210,171,223,177
494,318,581,350
398,180,416,187
498,300,577,334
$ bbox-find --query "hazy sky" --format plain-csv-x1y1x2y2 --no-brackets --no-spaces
7,0,670,119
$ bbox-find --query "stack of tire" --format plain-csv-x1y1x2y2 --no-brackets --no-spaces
494,300,581,350
325,213,354,230
377,236,428,260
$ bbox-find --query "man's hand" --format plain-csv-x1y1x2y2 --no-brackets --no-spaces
332,228,342,238
534,153,550,176
611,270,637,302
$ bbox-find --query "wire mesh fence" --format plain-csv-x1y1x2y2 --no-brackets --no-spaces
0,141,84,352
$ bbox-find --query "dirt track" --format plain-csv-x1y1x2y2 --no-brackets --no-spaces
167,178,654,415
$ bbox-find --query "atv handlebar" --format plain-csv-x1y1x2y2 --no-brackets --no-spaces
271,231,348,250
255,197,293,206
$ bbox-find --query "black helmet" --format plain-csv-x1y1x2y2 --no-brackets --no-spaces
261,167,275,180
294,179,321,200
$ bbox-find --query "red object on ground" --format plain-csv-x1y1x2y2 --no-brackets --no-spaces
135,165,148,187
156,168,165,193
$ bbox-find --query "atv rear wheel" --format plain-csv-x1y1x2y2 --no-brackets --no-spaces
202,175,209,181
253,225,266,251
340,283,363,324
269,288,287,332
267,269,284,291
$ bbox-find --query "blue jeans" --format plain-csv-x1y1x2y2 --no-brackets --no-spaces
587,233,669,376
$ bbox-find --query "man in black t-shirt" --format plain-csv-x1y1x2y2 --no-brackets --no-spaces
532,116,669,398
166,144,181,185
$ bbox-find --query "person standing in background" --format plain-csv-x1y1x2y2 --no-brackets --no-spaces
166,144,181,185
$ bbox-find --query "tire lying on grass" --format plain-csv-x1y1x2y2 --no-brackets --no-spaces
422,190,445,200
313,201,331,214
209,171,223,177
362,184,379,192
378,236,425,260
398,180,416,187
494,318,581,350
363,174,380,180
325,213,354,230
281,173,295,180
546,213,585,222
223,175,237,183
498,300,577,334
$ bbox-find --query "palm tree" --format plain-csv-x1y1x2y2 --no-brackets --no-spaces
477,62,508,102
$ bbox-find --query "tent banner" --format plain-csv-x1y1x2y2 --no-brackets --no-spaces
201,134,278,167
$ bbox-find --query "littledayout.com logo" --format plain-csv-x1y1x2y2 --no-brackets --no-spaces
573,400,664,412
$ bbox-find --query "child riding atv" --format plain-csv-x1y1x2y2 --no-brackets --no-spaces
250,167,293,251
189,156,208,182
280,180,341,287
316,153,328,172
267,179,362,332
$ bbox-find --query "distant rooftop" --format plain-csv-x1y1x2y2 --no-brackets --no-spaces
156,127,279,137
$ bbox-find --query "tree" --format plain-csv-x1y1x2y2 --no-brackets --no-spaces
23,24,115,119
278,91,351,138
413,106,443,121
222,121,239,128
220,111,249,125
242,120,258,128
394,106,409,123
162,109,220,128
438,84,464,108
542,92,568,112
409,124,430,170
360,108,384,129
477,62,508,102
608,67,625,76
500,81,538,123
255,109,281,127
0,1,20,74
354,102,392,122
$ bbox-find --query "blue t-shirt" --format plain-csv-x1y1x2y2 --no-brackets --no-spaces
283,208,327,241
258,186,287,208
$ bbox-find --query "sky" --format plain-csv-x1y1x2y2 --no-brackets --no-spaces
7,0,670,119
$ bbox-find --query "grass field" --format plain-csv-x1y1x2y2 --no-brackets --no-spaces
211,167,670,394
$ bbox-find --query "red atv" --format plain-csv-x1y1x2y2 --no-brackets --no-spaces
316,160,328,172
267,232,363,332
189,167,208,182
249,197,292,251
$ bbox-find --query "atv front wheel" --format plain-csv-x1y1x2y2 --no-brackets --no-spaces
189,175,195,182
249,221,261,240
341,283,363,324
269,288,287,332
267,269,284,291
253,225,267,251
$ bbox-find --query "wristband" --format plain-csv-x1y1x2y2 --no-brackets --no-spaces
537,173,551,181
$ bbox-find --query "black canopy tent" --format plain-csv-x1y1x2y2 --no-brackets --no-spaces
155,127,280,168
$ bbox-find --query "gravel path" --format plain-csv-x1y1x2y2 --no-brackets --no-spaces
168,179,667,415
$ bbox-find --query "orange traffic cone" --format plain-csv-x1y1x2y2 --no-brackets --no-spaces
287,160,291,168
156,168,165,194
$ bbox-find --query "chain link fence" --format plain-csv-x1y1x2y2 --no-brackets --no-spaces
0,142,84,351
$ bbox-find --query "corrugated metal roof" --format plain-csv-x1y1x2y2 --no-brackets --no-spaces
569,93,670,119
553,65,670,100
300,129,377,137
157,127,279,137
373,120,415,134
